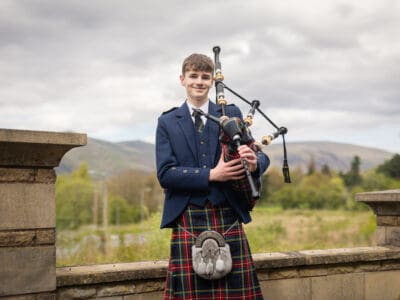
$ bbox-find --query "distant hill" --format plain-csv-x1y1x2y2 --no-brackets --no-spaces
57,138,394,179
57,138,155,178
265,141,393,173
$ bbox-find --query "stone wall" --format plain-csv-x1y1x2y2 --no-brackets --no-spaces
56,246,400,299
0,129,86,299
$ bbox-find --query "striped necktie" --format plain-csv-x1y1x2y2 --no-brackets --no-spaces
192,111,204,133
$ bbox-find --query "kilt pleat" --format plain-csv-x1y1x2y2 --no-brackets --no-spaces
164,203,263,300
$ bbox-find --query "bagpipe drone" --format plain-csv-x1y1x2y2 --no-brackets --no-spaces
193,46,291,208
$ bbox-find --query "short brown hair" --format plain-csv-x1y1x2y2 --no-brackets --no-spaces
182,53,214,75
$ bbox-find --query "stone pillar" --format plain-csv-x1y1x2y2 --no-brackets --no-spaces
0,129,86,299
356,189,400,247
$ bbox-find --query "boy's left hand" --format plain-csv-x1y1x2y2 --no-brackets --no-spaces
238,145,257,172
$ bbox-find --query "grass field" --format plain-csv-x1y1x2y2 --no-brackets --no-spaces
56,206,376,267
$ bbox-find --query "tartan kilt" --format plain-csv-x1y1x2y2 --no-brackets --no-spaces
164,202,263,300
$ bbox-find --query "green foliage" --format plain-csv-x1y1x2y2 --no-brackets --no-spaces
57,212,172,266
56,163,94,230
307,155,316,175
71,162,91,180
107,170,163,214
108,195,146,225
260,166,304,205
57,163,165,230
377,154,400,179
262,154,399,211
361,170,399,191
340,156,362,187
269,172,347,210
107,169,145,206
260,167,285,203
321,164,332,176
57,208,376,266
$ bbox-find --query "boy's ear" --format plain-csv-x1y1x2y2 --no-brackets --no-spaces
179,74,185,86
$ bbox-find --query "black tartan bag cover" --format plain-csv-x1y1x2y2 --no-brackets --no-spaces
219,117,261,209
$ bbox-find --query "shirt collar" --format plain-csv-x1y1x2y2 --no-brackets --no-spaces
186,100,209,124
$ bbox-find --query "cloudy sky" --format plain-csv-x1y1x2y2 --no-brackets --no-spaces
1,0,399,153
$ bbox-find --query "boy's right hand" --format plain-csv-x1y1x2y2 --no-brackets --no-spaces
209,152,245,182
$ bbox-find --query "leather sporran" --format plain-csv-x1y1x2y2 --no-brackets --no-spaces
191,230,232,280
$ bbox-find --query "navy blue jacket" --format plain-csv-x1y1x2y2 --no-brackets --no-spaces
156,101,270,228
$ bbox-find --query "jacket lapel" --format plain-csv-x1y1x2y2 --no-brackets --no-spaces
176,103,197,159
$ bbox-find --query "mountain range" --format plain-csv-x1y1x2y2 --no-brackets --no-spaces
57,138,394,179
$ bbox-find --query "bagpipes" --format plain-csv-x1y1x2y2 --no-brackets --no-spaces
193,46,291,208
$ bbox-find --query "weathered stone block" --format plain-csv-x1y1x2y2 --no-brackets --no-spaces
365,270,400,300
0,292,55,299
256,271,269,281
92,297,123,300
377,216,400,227
253,251,306,269
386,227,400,246
36,229,56,245
97,284,136,296
0,229,55,247
261,278,311,300
311,273,364,300
354,262,382,272
133,280,165,293
299,266,328,277
0,246,55,296
0,168,56,184
328,265,355,275
0,230,36,247
56,288,96,300
376,226,387,245
381,261,400,271
268,268,299,280
56,261,168,287
124,292,164,300
0,183,55,230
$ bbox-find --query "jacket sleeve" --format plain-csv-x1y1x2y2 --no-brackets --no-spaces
253,150,270,177
156,116,210,191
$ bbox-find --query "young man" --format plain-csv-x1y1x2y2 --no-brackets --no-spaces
156,53,269,299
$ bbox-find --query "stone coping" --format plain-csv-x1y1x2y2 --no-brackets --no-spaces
57,246,400,287
0,129,87,168
355,189,400,202
0,128,86,146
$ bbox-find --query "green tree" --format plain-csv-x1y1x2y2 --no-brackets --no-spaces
321,164,332,176
56,163,94,230
307,155,316,175
341,156,362,187
272,172,347,210
108,194,144,225
107,169,146,207
108,170,164,216
144,172,164,213
377,154,400,179
261,167,284,203
361,170,399,191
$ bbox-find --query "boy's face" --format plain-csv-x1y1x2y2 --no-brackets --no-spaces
180,69,213,106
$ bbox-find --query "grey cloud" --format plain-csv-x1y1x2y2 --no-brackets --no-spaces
0,0,399,151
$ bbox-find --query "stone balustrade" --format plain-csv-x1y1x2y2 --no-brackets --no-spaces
0,129,86,299
356,189,400,247
56,246,400,299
